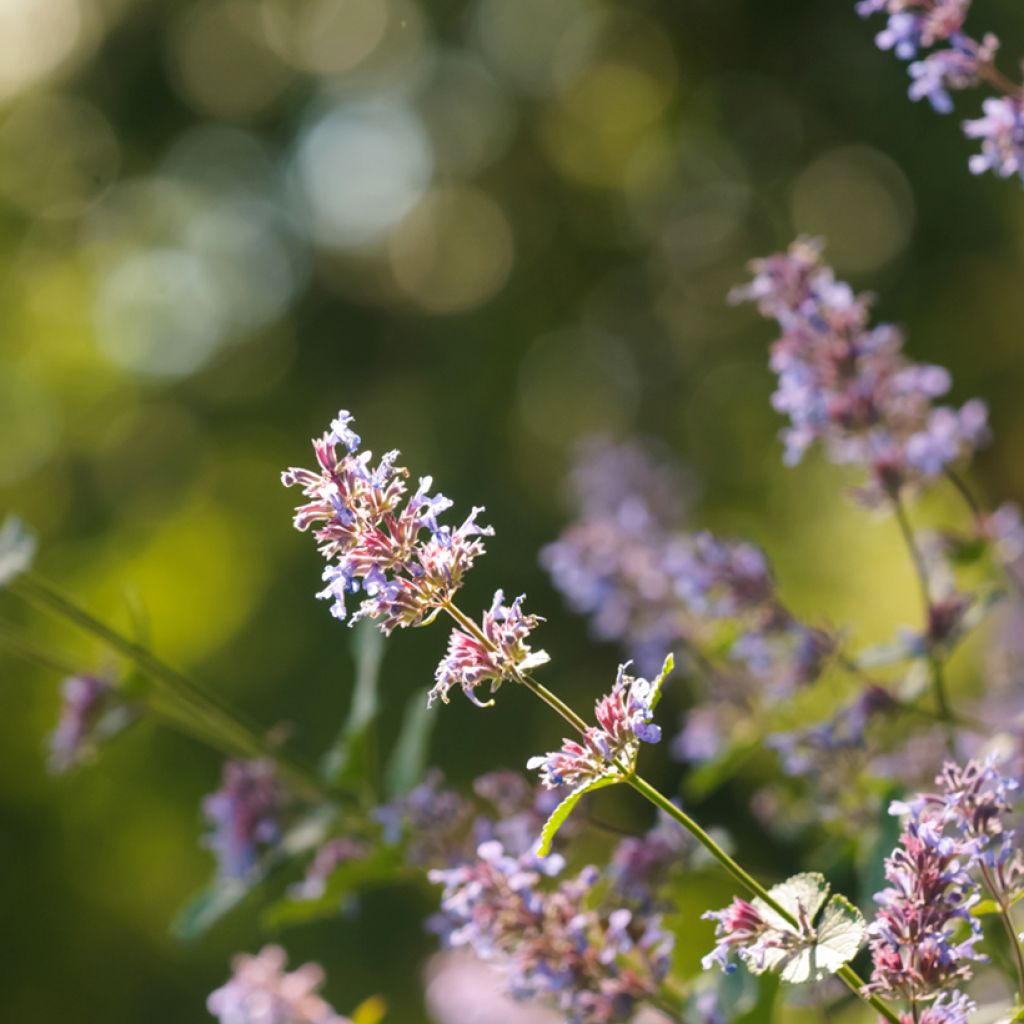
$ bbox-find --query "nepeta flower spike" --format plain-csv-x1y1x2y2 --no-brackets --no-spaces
283,410,492,633
430,590,549,707
528,661,665,790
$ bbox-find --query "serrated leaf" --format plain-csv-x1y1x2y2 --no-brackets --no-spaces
263,843,409,928
174,877,250,941
534,772,621,857
0,516,36,586
384,690,436,799
648,653,675,710
810,896,866,977
753,872,829,933
748,877,865,985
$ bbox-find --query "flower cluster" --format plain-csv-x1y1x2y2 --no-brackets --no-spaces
202,759,285,879
855,0,1024,181
430,590,548,707
542,437,832,694
429,840,673,1024
207,945,350,1024
897,758,1024,900
732,238,989,500
864,791,985,1002
283,410,492,634
48,674,126,774
701,897,774,974
527,663,662,790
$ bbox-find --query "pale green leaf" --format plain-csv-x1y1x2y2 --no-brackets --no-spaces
534,772,621,857
0,516,36,587
174,878,249,941
753,872,829,933
384,690,436,799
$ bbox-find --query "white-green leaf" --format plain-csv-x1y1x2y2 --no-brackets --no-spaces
0,516,36,586
748,876,865,985
753,872,829,933
534,772,620,857
810,895,866,977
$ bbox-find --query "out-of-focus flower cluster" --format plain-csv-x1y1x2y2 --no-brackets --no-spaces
203,758,285,879
429,840,673,1024
207,944,351,1024
48,673,130,774
542,438,834,702
732,238,989,500
855,0,1024,182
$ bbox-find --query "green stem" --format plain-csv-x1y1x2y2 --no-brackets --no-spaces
890,494,957,755
441,600,900,1024
980,862,1024,1004
9,573,345,805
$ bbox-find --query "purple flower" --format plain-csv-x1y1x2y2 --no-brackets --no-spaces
430,591,549,708
864,793,985,1002
202,759,284,879
207,945,350,1024
527,663,664,790
283,410,492,633
732,239,989,500
910,990,976,1024
48,674,126,773
964,96,1024,180
702,897,770,973
429,840,673,1023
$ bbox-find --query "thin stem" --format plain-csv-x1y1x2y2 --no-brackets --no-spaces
442,597,900,1024
9,573,345,805
980,862,1024,1003
890,494,957,754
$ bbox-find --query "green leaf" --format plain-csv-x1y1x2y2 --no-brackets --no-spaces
173,877,250,941
0,516,36,587
973,890,1024,917
384,690,436,799
321,620,386,788
534,772,621,857
810,896,867,977
752,873,829,934
749,875,865,985
648,653,675,710
263,843,410,928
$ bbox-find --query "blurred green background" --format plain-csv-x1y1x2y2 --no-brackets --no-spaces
2,0,1024,1019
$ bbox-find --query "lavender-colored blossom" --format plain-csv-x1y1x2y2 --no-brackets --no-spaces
908,34,998,112
48,674,123,773
864,800,984,1001
207,945,350,1024
283,410,492,633
701,897,771,973
429,840,673,1024
540,438,695,677
910,990,976,1024
527,663,662,790
608,812,691,907
964,96,1024,180
431,591,549,708
732,239,989,500
203,759,284,879
899,758,1024,897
